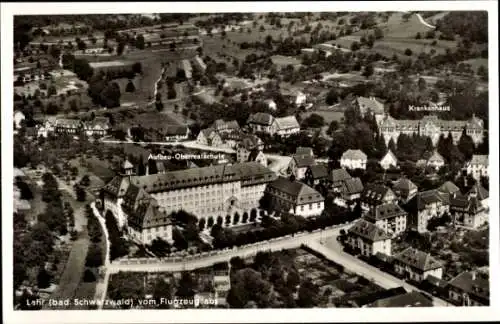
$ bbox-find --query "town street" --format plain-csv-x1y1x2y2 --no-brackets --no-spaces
306,237,453,307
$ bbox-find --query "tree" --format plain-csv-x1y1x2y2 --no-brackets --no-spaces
80,175,91,187
125,80,136,92
374,27,384,39
404,48,413,56
362,64,374,78
350,41,361,51
415,32,422,39
135,35,145,50
85,244,103,267
48,85,57,97
325,89,338,106
75,185,86,201
132,62,142,74
37,267,52,289
297,279,319,307
458,130,475,161
100,82,121,108
167,87,177,99
327,120,340,136
176,272,195,299
153,278,173,309
301,113,325,129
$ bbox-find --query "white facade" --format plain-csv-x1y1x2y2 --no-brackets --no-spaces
293,201,325,217
380,151,398,170
340,158,367,170
14,111,25,129
394,263,443,282
128,223,173,245
347,236,391,257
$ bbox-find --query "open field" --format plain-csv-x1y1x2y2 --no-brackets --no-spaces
461,58,488,73
302,110,344,124
271,55,302,67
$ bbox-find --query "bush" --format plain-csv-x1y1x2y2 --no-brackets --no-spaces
404,48,413,56
83,269,97,282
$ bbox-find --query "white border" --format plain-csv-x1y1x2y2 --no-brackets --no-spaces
2,2,499,323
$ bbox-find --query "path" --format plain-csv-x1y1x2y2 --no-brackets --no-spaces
90,202,111,310
306,236,452,307
106,225,348,274
415,13,436,29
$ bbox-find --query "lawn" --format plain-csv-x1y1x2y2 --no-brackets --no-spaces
461,58,488,73
84,157,116,184
301,110,344,124
271,55,302,67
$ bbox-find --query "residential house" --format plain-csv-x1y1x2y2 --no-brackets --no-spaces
360,184,396,212
54,118,83,134
247,112,274,134
83,117,110,137
247,149,267,167
404,189,450,233
14,110,25,129
426,151,446,171
288,154,316,180
346,219,392,257
304,164,329,187
212,119,240,133
196,128,217,145
450,193,487,229
236,135,264,163
340,149,367,170
468,183,489,210
330,168,352,192
464,155,488,180
393,247,443,282
379,150,398,170
296,147,314,157
392,178,418,203
437,181,460,196
334,177,364,208
295,91,307,107
265,177,324,217
272,116,301,137
366,291,434,308
364,203,408,237
355,96,385,119
164,125,190,142
448,270,489,306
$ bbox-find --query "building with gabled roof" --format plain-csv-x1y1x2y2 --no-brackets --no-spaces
330,168,352,191
247,149,267,167
355,96,385,117
404,189,450,233
467,183,489,210
83,117,110,137
102,162,277,232
450,193,487,229
366,291,433,308
304,164,329,187
288,154,316,180
380,150,398,170
392,177,418,203
360,184,396,212
334,177,364,208
54,118,83,134
212,119,240,133
365,203,408,237
437,181,460,195
265,177,324,217
296,146,314,157
164,125,190,142
196,128,217,146
426,150,445,170
247,112,274,134
340,149,367,170
448,269,489,306
393,247,443,282
272,115,300,137
236,134,264,164
346,219,392,257
464,154,488,180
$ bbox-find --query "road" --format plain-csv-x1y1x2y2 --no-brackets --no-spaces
90,202,111,310
106,225,349,274
306,236,452,307
415,13,436,29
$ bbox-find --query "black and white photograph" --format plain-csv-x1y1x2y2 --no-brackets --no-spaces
2,1,499,323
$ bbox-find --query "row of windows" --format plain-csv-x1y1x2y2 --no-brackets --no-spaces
299,203,322,211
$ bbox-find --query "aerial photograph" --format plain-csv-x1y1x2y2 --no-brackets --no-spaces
11,10,491,311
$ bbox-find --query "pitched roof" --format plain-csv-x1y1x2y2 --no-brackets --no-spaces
361,184,394,205
394,247,443,272
293,154,316,168
450,193,484,214
468,183,489,200
356,96,385,115
348,219,391,242
469,155,488,167
330,168,352,184
467,114,484,129
341,149,367,161
366,203,407,221
308,164,328,179
381,150,398,163
274,116,300,130
393,178,417,192
427,151,445,163
213,119,239,131
102,175,130,197
55,118,82,128
248,149,264,162
438,181,460,194
367,291,433,308
267,177,324,204
165,125,189,136
448,270,489,301
341,177,364,195
238,134,262,151
128,198,172,230
126,162,276,194
296,147,313,156
406,189,449,212
199,128,216,138
248,112,274,126
123,159,133,169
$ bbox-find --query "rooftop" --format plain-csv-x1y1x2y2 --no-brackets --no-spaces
469,154,488,166
448,270,489,301
341,149,367,161
394,247,443,272
274,116,300,130
248,112,274,126
393,178,418,192
330,168,352,184
267,177,324,204
307,164,328,179
348,219,391,242
367,291,433,308
293,154,316,168
366,203,407,221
